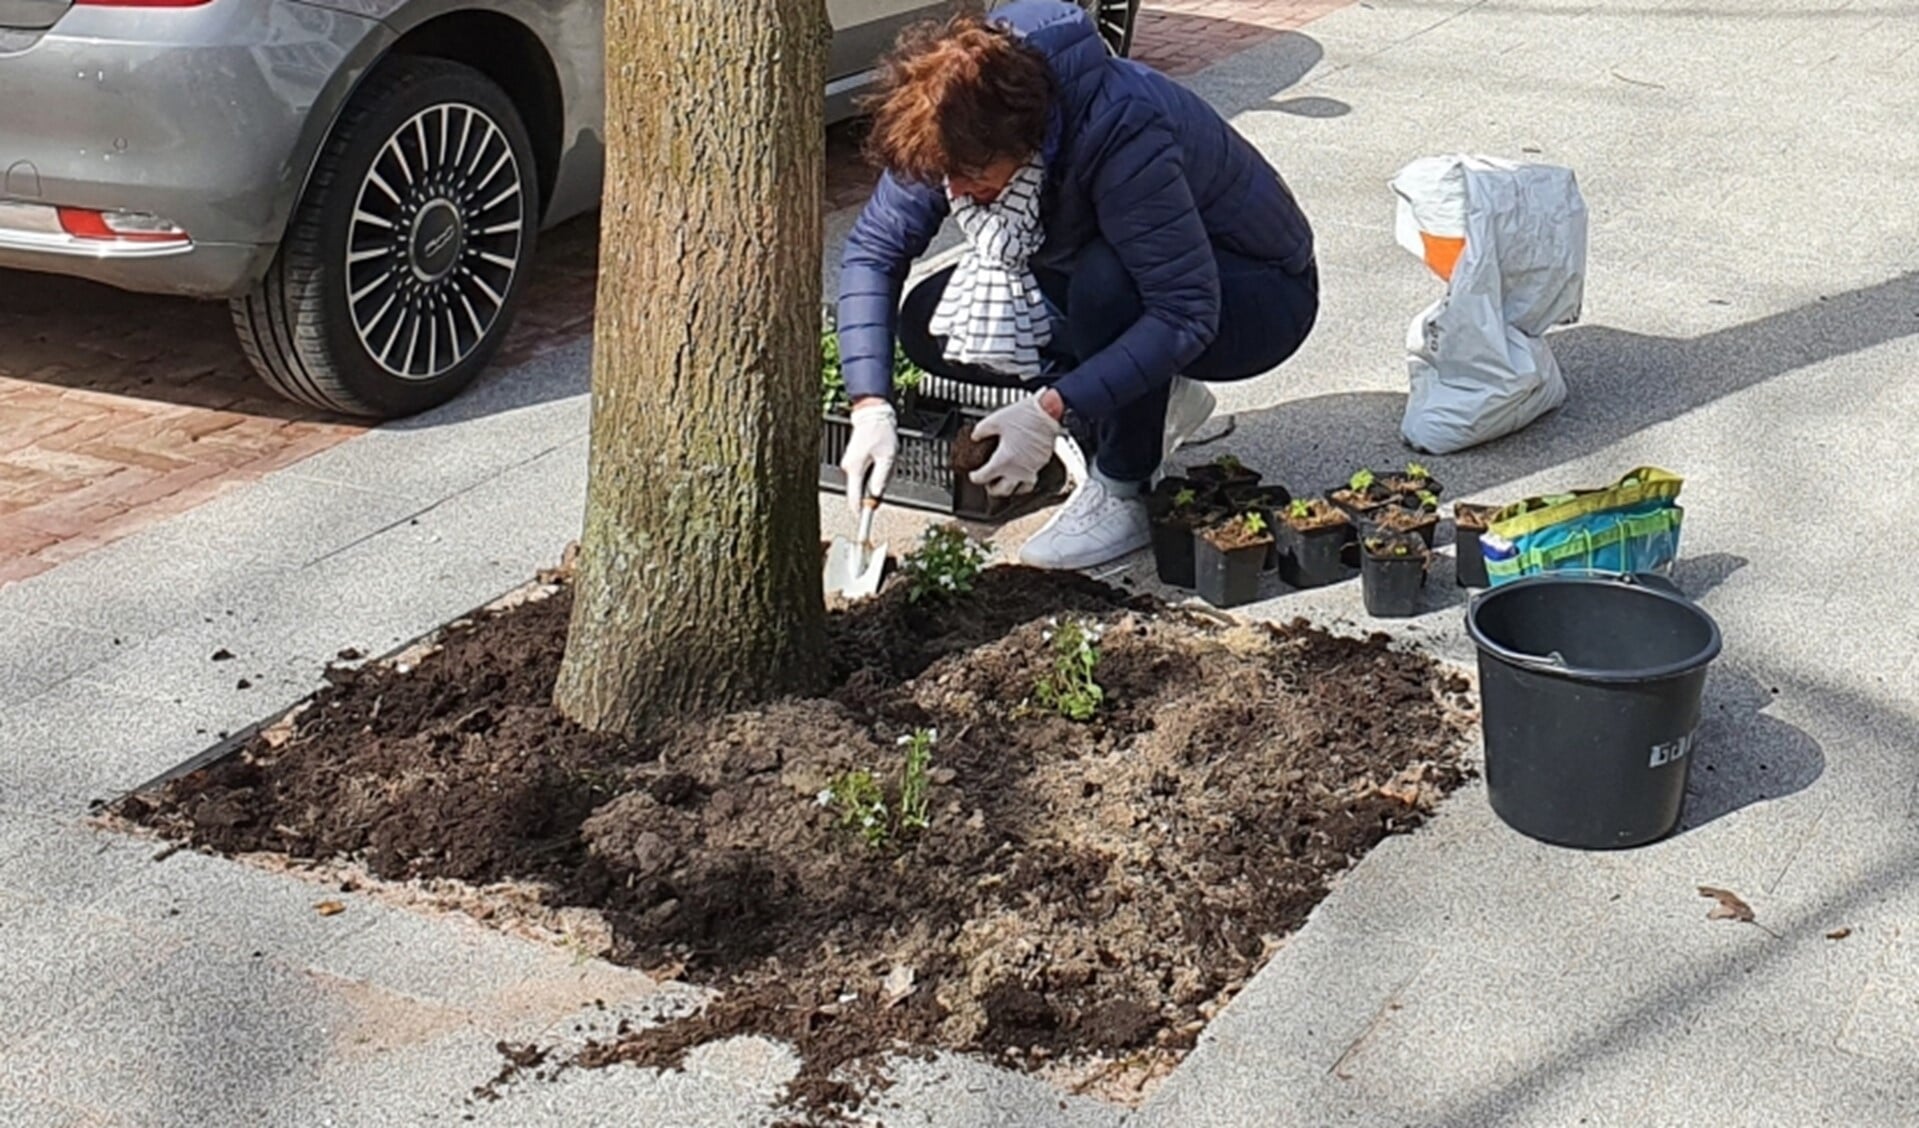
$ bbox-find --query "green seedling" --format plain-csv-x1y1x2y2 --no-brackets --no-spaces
1240,511,1270,537
1214,453,1246,473
825,769,889,847
898,728,934,832
899,525,989,603
1406,461,1432,481
1349,468,1377,494
1173,487,1199,509
1416,490,1440,511
1287,498,1313,520
820,727,939,848
1035,618,1105,722
822,327,925,413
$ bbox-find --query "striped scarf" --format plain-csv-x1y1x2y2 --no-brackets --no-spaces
929,157,1054,378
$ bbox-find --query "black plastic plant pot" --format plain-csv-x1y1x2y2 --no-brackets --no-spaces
1187,461,1261,491
1280,520,1353,589
1361,536,1429,618
1371,505,1441,549
1383,472,1445,502
1453,503,1500,589
1148,506,1223,589
1326,487,1395,523
1195,529,1272,609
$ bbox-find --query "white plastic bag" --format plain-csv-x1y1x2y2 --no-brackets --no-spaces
1391,155,1588,454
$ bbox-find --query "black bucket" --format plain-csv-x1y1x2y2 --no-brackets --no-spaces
1466,573,1722,849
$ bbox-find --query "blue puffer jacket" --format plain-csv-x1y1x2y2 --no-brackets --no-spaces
837,0,1314,417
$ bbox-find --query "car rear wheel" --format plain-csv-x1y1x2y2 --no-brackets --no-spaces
233,57,540,418
1082,0,1141,57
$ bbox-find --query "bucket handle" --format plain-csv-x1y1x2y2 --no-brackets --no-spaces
1467,570,1705,677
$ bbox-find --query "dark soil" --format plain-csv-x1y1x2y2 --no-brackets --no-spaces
1453,503,1500,532
1199,517,1275,553
1283,500,1349,534
118,567,1474,1121
949,422,995,475
1373,507,1440,538
1364,534,1428,561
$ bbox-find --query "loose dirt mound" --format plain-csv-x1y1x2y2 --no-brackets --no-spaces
120,568,1474,1120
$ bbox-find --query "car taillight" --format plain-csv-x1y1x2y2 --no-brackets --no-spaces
57,208,190,243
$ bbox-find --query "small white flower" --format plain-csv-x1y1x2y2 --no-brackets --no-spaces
816,788,834,807
927,729,938,743
1042,630,1055,642
896,734,913,746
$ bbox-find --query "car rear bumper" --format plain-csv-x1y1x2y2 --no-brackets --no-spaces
0,0,383,298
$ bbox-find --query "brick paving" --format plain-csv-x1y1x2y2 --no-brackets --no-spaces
0,0,1343,587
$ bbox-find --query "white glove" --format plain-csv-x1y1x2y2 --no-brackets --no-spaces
968,394,1062,498
839,400,898,514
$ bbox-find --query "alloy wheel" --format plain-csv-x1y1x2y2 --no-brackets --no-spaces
344,103,526,381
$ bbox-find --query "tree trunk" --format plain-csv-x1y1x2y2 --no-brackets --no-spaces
555,0,830,733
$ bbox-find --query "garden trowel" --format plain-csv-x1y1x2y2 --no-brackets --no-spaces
825,490,887,600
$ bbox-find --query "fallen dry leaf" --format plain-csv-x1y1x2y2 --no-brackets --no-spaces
314,900,347,917
1826,927,1852,941
881,965,917,1009
1698,886,1754,923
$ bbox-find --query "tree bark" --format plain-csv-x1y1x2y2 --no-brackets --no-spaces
555,0,830,733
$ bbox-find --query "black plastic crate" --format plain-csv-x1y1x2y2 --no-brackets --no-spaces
819,404,959,514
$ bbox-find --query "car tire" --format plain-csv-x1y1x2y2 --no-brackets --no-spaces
233,57,541,419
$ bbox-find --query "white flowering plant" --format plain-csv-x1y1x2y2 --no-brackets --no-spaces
898,525,989,604
1035,618,1105,722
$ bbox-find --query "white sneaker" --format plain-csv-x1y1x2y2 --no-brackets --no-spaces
1018,475,1151,570
1163,375,1233,461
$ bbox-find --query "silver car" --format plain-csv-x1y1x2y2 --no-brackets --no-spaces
0,0,1138,418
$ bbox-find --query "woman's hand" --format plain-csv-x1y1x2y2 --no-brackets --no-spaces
969,393,1063,497
840,397,898,513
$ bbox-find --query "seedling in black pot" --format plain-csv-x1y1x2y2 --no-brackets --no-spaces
1279,498,1354,589
1187,453,1261,491
1146,479,1224,589
1361,532,1429,619
1328,468,1396,521
1371,493,1441,548
1381,461,1445,502
1196,511,1275,609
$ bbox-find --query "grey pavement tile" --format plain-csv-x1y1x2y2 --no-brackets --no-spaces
1301,947,1684,1128
1294,796,1637,969
0,614,123,710
0,1085,100,1128
283,351,589,504
277,1024,515,1128
461,1035,798,1128
86,849,383,968
0,522,284,641
6,942,363,1128
303,904,661,1027
1139,928,1432,1126
0,892,179,1050
0,679,216,815
151,473,430,572
1649,1029,1919,1125
1841,976,1919,1067
868,1052,1126,1128
0,814,157,911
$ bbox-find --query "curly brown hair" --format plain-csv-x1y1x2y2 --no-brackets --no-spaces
863,11,1058,185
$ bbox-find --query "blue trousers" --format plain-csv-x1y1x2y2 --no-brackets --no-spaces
898,240,1318,483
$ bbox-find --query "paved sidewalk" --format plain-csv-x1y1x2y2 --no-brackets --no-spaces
3,0,1918,1124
